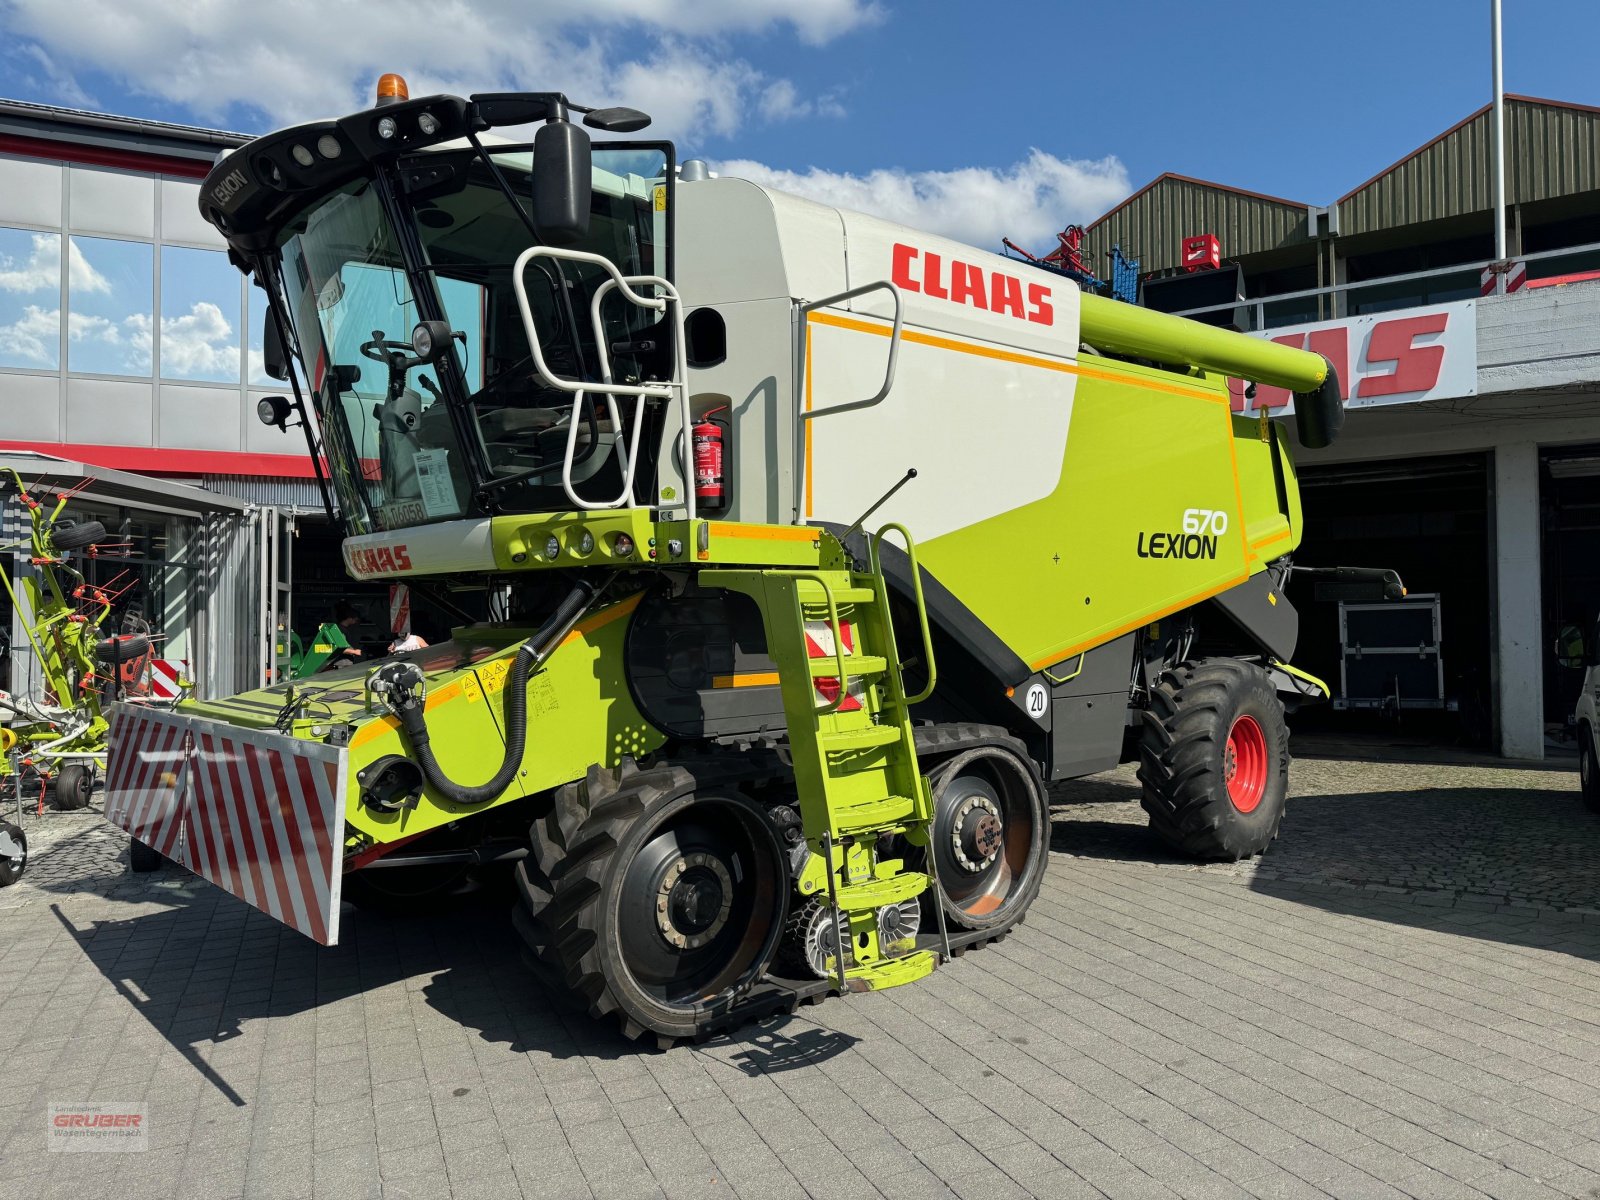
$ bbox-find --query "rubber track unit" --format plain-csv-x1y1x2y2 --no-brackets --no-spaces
1137,657,1290,861
514,739,1030,1048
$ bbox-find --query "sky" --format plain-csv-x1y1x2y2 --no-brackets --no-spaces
2,0,1598,254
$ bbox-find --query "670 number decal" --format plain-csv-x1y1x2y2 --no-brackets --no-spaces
1181,508,1229,536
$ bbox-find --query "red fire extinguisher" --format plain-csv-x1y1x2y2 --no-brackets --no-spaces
693,406,728,510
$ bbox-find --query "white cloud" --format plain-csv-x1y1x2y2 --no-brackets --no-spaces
0,235,112,296
713,149,1133,252
2,0,871,138
159,301,240,379
0,305,61,366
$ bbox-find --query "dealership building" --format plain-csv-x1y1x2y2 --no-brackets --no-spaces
1083,94,1600,759
2,94,1598,757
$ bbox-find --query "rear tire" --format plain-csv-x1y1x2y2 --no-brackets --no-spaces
1580,729,1600,815
1139,658,1289,861
0,821,25,886
341,864,474,913
53,763,93,811
514,761,787,1046
129,837,164,873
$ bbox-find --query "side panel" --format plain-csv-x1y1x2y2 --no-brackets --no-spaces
805,313,1077,541
914,357,1255,672
105,705,347,945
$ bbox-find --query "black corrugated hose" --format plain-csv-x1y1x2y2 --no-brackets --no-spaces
393,578,599,806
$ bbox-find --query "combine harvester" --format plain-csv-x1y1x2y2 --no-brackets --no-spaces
106,76,1394,1043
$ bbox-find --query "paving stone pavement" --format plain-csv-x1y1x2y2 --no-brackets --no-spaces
0,753,1598,1199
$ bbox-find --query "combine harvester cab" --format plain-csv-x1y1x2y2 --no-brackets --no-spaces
105,77,1393,1044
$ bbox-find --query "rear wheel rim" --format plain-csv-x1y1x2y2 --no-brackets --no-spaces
928,755,1040,922
1224,714,1269,813
616,796,783,1010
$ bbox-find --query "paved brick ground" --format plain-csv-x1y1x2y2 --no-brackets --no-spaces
1,753,1598,1199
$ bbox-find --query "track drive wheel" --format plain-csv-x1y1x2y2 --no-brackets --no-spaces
514,762,787,1047
53,763,94,811
1580,728,1600,815
0,821,25,886
916,741,1049,933
1139,658,1289,861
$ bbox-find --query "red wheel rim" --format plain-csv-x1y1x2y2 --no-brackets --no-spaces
1224,714,1268,813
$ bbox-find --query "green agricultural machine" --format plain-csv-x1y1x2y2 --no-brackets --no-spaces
105,77,1389,1043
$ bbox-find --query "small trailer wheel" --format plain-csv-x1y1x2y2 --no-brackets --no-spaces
129,837,165,873
53,763,94,811
0,822,27,886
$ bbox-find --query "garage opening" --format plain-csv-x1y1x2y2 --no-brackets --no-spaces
1542,444,1600,738
1287,453,1493,746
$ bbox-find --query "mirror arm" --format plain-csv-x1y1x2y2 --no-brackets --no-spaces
257,259,339,525
465,129,543,247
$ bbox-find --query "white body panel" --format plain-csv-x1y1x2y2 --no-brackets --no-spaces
675,177,1082,532
342,517,497,579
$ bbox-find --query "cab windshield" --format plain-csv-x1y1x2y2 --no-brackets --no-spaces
276,144,670,534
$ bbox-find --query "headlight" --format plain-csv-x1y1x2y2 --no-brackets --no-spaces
544,535,561,561
575,530,595,556
410,323,433,358
377,116,398,140
613,533,635,559
417,111,440,136
316,134,342,160
290,144,315,168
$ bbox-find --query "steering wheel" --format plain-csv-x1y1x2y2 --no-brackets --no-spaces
360,334,426,372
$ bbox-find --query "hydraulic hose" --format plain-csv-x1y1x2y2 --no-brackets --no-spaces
388,578,599,806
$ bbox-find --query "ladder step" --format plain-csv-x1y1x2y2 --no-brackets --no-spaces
798,584,877,605
832,792,916,833
818,724,903,752
808,655,886,678
844,948,937,992
833,869,928,912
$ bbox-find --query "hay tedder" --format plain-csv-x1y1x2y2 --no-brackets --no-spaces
0,469,184,885
103,76,1396,1042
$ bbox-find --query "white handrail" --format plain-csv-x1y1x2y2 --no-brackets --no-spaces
511,246,694,518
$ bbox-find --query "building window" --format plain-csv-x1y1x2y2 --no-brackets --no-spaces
67,235,153,377
0,226,62,370
161,245,242,383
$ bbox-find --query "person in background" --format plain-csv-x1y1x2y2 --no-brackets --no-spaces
388,625,429,654
293,601,364,677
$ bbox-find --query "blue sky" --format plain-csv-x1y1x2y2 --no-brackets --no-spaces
2,0,1596,250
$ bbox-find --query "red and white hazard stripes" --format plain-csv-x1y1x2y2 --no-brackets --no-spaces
1480,260,1527,296
104,705,348,945
148,660,183,701
104,708,189,860
804,619,866,712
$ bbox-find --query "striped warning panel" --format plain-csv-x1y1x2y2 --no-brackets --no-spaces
804,619,865,712
104,707,191,861
105,704,348,945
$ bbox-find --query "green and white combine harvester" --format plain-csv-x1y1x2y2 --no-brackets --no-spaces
105,76,1396,1043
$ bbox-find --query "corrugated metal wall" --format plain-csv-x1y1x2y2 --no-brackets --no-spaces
1338,99,1600,237
199,510,262,699
1083,176,1308,277
202,474,327,512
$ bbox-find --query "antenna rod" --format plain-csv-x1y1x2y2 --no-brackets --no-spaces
843,469,917,543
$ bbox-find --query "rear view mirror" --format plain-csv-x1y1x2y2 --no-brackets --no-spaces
533,120,592,246
263,309,290,381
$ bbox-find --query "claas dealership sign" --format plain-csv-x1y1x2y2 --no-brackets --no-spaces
1229,300,1477,413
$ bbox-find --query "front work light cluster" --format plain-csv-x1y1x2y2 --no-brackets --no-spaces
536,529,637,563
